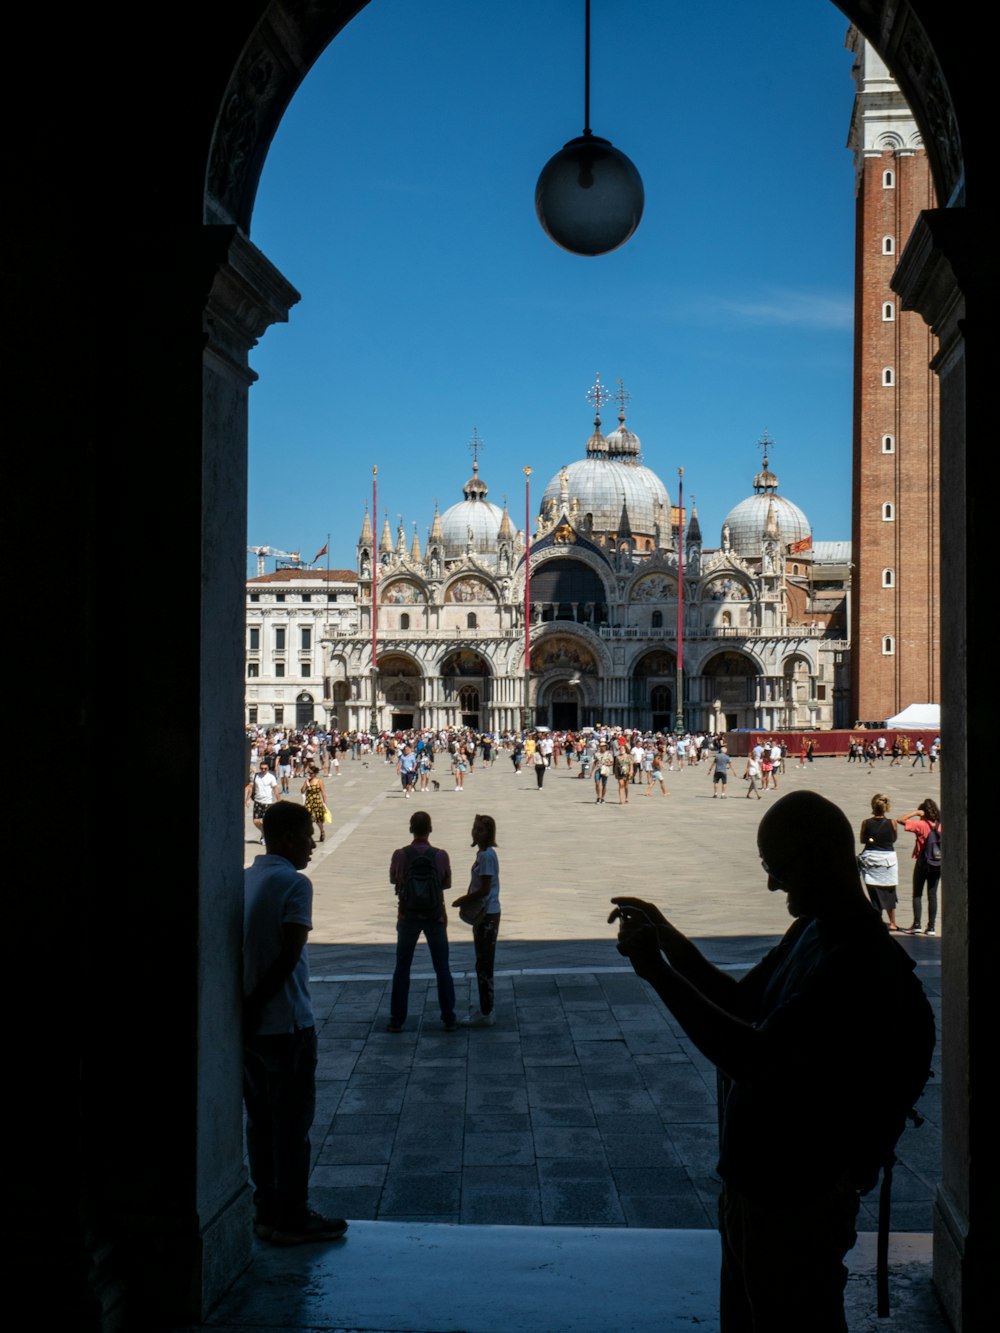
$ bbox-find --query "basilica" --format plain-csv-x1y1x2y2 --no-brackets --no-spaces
308,388,851,735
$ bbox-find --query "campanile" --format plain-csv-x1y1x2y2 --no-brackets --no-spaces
847,29,939,723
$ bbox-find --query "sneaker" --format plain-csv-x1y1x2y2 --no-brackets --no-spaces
385,1022,404,1033
461,1010,495,1027
924,927,937,936
269,1210,348,1246
443,1018,459,1032
253,1215,276,1241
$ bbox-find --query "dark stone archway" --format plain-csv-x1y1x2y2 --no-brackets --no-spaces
12,3,981,1328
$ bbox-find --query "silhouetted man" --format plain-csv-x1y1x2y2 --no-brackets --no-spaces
611,790,931,1332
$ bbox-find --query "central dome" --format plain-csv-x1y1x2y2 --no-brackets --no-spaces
541,404,671,542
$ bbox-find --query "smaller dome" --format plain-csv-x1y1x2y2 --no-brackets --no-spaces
439,461,503,560
721,441,811,557
605,408,640,459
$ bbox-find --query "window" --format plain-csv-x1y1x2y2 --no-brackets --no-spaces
882,169,894,188
327,593,336,602
274,628,286,650
249,627,260,651
882,302,895,321
882,502,894,521
882,434,895,453
302,593,311,602
882,568,895,588
467,612,477,629
882,637,895,655
882,367,894,386
247,662,259,677
400,613,410,629
300,627,311,651
651,610,662,628
301,661,311,677
882,235,895,255
276,593,286,602
248,706,258,724
274,706,284,724
817,685,827,701
249,592,260,603
792,565,799,576
275,662,285,678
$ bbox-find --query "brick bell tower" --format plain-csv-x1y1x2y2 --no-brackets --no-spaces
847,28,939,725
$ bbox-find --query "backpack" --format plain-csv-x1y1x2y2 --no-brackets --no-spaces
397,845,444,918
861,946,936,1317
922,822,942,867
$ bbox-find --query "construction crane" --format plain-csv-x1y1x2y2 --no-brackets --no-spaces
247,545,303,577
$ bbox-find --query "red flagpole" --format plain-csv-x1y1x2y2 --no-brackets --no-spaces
524,466,532,729
675,468,685,735
371,466,378,736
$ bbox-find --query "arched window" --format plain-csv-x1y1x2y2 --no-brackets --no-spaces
651,610,662,629
882,235,895,255
882,169,895,188
467,612,477,629
882,568,895,588
882,367,894,386
882,434,895,453
882,636,895,655
400,613,410,630
882,502,895,521
882,302,895,321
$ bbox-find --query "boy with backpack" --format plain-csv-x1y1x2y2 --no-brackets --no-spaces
387,810,457,1032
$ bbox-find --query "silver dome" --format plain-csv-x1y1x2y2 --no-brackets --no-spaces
541,457,671,539
722,493,811,557
439,463,503,559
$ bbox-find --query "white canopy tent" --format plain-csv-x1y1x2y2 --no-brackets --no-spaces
884,703,940,729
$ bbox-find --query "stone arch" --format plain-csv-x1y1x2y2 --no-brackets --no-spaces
42,5,977,1328
523,553,614,625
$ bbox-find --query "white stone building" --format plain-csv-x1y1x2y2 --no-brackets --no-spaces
307,389,851,735
245,568,358,728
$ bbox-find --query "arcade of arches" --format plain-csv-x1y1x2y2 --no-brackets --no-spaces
27,2,985,1327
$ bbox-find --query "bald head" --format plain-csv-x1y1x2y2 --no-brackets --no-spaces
758,791,863,917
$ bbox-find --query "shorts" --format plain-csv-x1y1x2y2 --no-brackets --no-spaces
652,770,665,783
714,772,728,785
252,801,271,820
400,771,417,788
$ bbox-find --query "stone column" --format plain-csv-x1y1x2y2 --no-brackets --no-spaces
894,208,978,1332
77,227,300,1325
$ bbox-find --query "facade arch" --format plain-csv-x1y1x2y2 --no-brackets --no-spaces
520,551,614,625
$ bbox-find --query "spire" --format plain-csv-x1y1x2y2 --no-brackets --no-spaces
753,429,780,494
585,372,611,456
396,516,407,557
606,379,640,460
429,501,443,543
410,522,422,562
686,497,702,545
463,427,489,500
380,515,393,554
498,497,514,542
359,506,373,545
618,493,634,538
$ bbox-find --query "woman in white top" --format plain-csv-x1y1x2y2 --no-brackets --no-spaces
452,813,500,1026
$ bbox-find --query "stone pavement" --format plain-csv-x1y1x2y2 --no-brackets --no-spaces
219,750,947,1330
246,751,943,1236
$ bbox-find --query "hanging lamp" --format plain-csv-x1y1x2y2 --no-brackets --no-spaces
535,0,644,256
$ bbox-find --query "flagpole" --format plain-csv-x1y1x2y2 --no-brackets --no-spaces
675,468,685,736
371,466,379,737
523,466,532,732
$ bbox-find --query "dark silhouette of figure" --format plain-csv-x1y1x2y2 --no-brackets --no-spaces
610,790,932,1332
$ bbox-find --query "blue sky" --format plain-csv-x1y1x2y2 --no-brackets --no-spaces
248,0,858,576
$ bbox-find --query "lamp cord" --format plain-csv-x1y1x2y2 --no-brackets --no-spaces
584,0,591,135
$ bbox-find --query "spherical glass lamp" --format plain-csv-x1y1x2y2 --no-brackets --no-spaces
535,131,644,257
